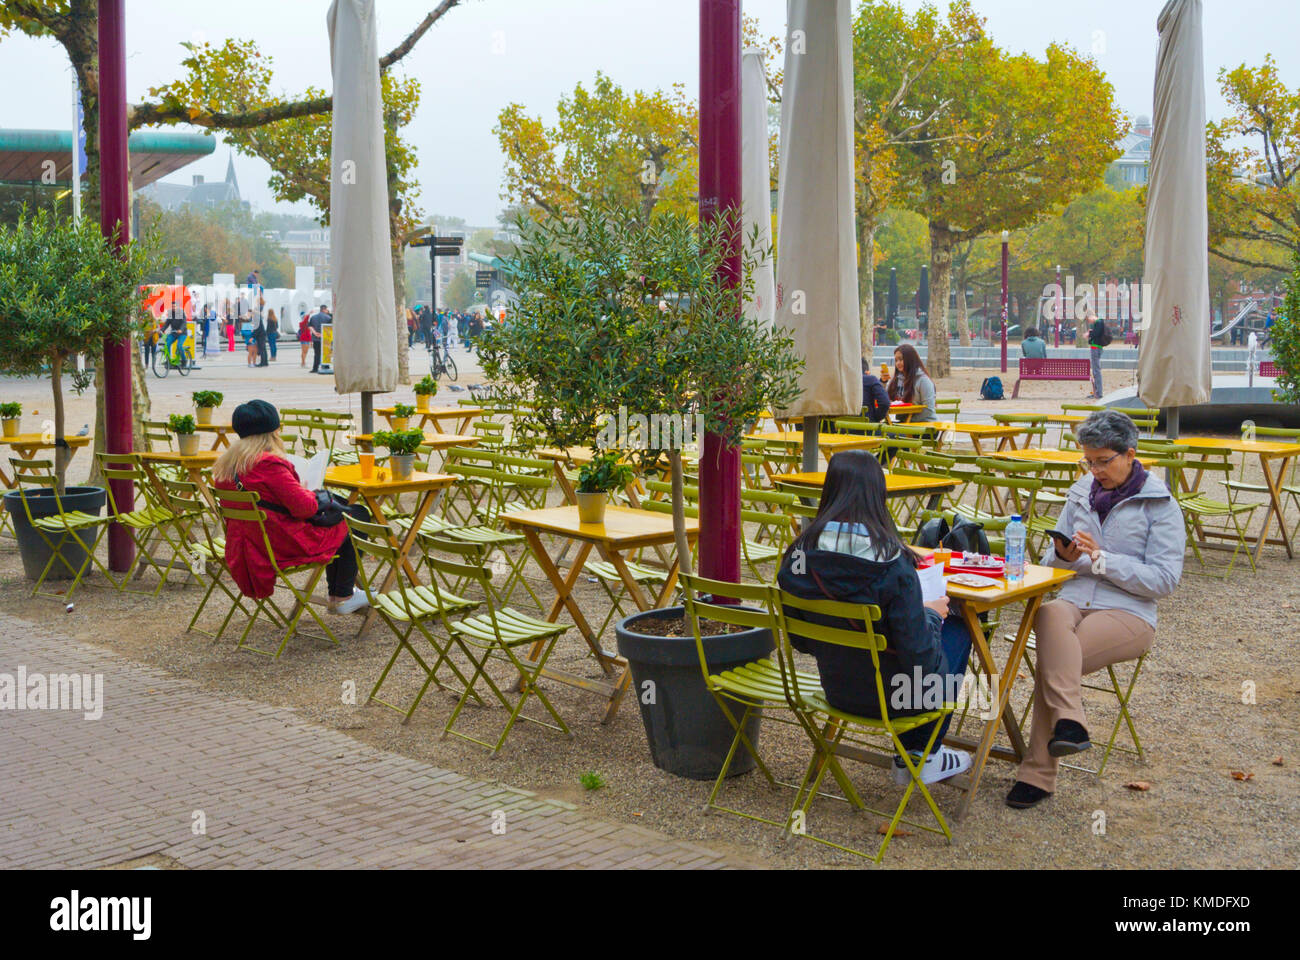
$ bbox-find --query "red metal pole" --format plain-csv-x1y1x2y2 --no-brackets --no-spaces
1000,232,1009,373
697,0,742,586
99,0,135,573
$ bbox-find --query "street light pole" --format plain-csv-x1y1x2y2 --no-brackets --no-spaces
1000,230,1010,374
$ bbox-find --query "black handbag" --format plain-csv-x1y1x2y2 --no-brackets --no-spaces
236,478,347,527
913,515,991,555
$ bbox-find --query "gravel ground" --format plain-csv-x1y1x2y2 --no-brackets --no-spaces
2,356,1298,869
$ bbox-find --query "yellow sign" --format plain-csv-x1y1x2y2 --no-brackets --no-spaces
321,323,334,367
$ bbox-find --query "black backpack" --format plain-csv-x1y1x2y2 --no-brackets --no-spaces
980,376,1004,401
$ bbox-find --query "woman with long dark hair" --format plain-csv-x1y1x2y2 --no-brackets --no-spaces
777,450,972,784
886,343,937,421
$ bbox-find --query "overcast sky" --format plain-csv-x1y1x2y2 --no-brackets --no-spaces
0,0,1293,226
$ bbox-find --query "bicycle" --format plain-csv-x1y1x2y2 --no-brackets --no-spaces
153,334,191,378
429,334,458,382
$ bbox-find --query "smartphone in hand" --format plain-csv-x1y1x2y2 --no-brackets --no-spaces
1046,529,1074,550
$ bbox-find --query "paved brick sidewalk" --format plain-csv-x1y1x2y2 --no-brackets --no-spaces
0,613,755,869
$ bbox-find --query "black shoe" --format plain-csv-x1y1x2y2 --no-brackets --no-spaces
1005,781,1052,809
1048,718,1092,757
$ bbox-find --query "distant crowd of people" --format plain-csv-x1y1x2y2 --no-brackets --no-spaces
404,305,488,355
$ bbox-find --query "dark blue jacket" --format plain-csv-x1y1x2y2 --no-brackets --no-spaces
861,374,890,422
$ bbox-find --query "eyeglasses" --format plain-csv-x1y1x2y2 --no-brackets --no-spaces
1078,452,1123,472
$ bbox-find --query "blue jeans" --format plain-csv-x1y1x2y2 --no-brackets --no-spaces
896,615,973,754
164,332,186,364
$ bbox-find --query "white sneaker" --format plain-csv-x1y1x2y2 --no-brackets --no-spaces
892,746,972,785
332,589,370,614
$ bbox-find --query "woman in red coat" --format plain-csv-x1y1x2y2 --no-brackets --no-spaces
212,400,369,613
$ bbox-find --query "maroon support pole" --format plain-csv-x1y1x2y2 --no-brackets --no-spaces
697,0,742,586
99,0,135,573
1054,264,1063,347
1000,232,1009,374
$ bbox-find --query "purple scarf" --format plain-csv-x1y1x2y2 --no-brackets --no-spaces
1090,460,1147,524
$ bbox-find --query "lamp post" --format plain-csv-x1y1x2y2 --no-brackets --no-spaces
1000,230,1009,373
1055,264,1063,347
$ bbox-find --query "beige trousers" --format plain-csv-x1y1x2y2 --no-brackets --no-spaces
1016,599,1155,792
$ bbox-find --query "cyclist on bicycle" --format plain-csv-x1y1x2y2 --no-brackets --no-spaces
162,302,188,366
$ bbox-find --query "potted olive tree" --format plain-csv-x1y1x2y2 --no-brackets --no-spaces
373,428,424,481
0,207,156,583
412,375,439,412
192,390,223,426
169,414,201,456
481,201,802,780
575,451,635,524
0,402,20,438
391,403,416,431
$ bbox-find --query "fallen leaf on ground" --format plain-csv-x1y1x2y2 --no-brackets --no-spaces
1017,672,1027,679
631,812,643,817
877,823,913,837
1272,757,1284,766
1229,770,1254,781
1124,781,1152,791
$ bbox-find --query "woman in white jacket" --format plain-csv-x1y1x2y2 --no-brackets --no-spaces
1006,410,1185,809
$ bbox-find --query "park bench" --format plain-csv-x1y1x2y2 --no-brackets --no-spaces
1011,357,1093,398
1260,360,1278,378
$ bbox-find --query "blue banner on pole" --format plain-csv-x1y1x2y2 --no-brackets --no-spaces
74,89,87,177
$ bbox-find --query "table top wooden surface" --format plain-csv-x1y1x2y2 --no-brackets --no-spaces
924,420,1024,437
194,423,234,432
771,470,958,496
324,464,455,495
945,563,1074,610
1174,436,1300,457
0,433,92,448
745,431,883,448
502,504,700,547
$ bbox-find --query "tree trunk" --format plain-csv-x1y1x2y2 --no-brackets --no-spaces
955,258,971,347
857,216,876,358
670,451,692,580
51,353,68,494
926,222,955,380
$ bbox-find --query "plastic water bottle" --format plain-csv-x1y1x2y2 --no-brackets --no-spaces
1006,515,1026,582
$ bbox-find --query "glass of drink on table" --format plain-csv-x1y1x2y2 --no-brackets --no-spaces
359,451,375,479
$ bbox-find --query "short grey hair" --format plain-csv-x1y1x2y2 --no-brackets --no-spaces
1076,409,1138,453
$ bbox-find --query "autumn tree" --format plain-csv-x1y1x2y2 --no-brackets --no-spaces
851,0,981,354
889,30,1124,377
137,198,295,287
1206,55,1300,269
495,72,699,221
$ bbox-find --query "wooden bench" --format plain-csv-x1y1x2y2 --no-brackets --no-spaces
1260,360,1278,378
1012,357,1093,398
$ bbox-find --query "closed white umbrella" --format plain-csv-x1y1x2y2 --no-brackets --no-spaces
1139,0,1212,428
742,50,774,329
773,0,861,465
328,0,397,412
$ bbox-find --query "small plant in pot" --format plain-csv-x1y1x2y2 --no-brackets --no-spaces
412,375,438,412
391,402,416,431
373,428,425,481
191,390,223,426
169,413,201,457
575,451,634,525
0,402,20,438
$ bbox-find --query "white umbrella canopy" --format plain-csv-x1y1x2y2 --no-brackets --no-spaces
328,0,397,396
773,0,861,420
742,50,775,330
1138,0,1212,410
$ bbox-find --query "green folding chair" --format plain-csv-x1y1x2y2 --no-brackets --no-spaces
1007,631,1149,777
347,516,484,723
775,589,957,862
681,574,827,829
1165,454,1258,578
8,458,118,601
94,452,200,595
159,479,251,641
215,487,340,658
438,550,573,755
